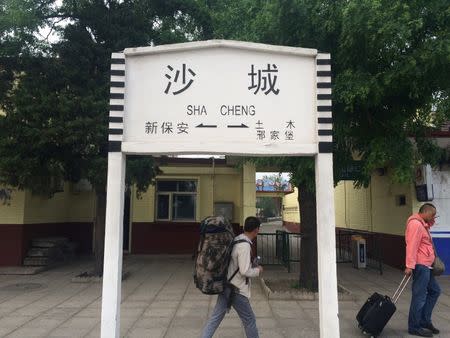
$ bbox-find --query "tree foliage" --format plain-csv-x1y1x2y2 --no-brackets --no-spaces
0,0,212,274
208,0,450,186
0,0,212,196
1,0,448,281
206,0,450,290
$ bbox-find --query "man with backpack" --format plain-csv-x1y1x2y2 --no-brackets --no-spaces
201,216,263,338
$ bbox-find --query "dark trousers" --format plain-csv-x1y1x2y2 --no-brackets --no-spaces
408,264,441,331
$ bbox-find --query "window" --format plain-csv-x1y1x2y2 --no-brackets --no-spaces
156,180,197,221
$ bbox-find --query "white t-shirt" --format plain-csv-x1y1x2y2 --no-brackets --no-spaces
227,234,260,298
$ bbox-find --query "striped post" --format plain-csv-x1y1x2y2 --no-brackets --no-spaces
316,54,333,153
109,53,125,152
315,53,340,337
101,52,126,338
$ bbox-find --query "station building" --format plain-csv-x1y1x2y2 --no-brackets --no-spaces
282,125,450,273
1,124,448,272
0,158,256,266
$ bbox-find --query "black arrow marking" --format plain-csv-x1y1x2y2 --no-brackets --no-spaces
227,124,249,128
196,123,217,128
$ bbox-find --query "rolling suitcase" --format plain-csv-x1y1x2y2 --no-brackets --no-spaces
357,275,411,337
356,292,384,324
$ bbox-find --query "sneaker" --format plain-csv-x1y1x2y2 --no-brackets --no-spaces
423,323,440,334
408,328,433,337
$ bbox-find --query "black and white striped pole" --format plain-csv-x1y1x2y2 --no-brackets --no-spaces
101,52,126,338
315,53,340,337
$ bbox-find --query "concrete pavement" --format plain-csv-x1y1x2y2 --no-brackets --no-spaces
0,255,448,337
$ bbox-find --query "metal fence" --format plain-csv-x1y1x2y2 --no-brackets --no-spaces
257,230,301,272
336,228,383,274
257,228,383,275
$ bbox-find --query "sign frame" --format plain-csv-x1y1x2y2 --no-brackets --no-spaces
101,40,338,338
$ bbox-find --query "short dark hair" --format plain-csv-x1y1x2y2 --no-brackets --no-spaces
244,216,261,232
419,203,436,214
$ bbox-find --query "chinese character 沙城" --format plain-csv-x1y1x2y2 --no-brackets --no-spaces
164,64,196,95
248,64,280,95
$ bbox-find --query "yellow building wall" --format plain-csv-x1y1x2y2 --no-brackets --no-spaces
2,164,246,226
334,183,346,227
67,189,95,223
283,175,413,236
214,174,242,224
241,162,255,226
282,189,300,224
0,188,26,224
23,184,70,224
341,182,372,231
199,175,214,220
370,175,412,236
131,165,243,224
132,184,156,223
21,183,95,224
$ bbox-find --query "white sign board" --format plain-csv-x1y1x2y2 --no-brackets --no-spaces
109,41,332,156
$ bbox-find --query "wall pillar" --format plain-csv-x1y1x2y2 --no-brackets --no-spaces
241,162,256,226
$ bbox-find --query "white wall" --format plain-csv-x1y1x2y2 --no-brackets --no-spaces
431,170,450,235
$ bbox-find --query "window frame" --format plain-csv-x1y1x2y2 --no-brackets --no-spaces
155,178,198,222
156,192,171,221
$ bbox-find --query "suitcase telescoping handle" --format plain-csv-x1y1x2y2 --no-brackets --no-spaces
392,274,411,304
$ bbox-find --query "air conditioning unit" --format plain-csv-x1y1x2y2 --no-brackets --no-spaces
415,164,434,202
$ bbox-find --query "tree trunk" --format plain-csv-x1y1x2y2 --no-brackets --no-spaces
93,190,107,276
298,183,318,291
274,197,282,217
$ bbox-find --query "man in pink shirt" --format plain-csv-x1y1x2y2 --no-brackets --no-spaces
405,203,441,337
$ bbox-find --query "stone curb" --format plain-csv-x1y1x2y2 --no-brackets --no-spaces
259,277,356,301
71,270,130,283
0,266,47,275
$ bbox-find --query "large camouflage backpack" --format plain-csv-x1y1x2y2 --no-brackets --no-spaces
194,216,238,294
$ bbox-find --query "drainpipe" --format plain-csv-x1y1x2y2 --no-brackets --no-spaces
344,182,348,228
369,182,374,233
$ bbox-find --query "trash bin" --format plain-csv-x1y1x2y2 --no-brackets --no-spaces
351,235,367,269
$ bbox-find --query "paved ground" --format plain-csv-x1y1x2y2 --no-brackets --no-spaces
0,255,449,337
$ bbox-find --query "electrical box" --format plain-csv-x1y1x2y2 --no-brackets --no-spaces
352,236,367,269
415,164,434,202
214,202,234,222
